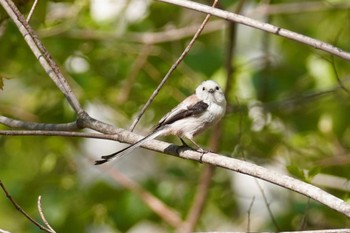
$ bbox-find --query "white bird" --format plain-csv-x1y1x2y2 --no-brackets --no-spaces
95,80,226,165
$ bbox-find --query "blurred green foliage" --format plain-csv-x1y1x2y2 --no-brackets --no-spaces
1,0,350,232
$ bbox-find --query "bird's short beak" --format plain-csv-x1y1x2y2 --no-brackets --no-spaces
208,89,215,93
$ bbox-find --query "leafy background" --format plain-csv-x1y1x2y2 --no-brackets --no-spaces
1,0,350,232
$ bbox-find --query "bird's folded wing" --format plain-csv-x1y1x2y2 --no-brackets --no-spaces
154,94,208,130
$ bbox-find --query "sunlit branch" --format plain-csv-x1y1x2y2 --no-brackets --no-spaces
26,0,39,22
0,0,83,114
250,1,350,16
157,0,350,61
1,124,350,218
37,196,56,233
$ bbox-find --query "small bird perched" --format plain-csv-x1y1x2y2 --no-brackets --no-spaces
95,80,226,165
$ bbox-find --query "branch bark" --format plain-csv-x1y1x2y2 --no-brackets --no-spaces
0,180,55,233
2,127,350,218
0,0,83,114
0,116,78,131
157,0,350,61
1,0,350,230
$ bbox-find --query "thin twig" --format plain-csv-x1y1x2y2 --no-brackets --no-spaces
37,196,56,233
118,44,153,103
330,56,350,95
299,198,311,230
157,0,350,61
246,196,256,232
255,179,280,231
129,0,219,131
38,20,224,43
0,180,52,233
26,0,39,22
179,1,246,231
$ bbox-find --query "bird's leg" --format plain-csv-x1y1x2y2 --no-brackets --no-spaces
179,137,190,147
187,138,207,153
186,138,208,163
178,137,199,151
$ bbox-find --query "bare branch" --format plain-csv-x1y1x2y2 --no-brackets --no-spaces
330,56,350,95
246,196,255,232
0,116,78,131
250,1,350,16
198,150,350,218
117,44,154,103
0,0,83,114
87,125,350,217
157,0,350,61
0,180,53,233
38,20,224,43
255,179,280,231
0,130,113,140
299,199,311,230
26,0,39,22
204,230,350,233
37,196,56,233
2,124,350,218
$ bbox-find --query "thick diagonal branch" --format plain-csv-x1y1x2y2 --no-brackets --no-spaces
0,0,83,114
158,0,350,61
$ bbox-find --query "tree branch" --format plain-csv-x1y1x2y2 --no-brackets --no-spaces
0,116,78,131
1,0,350,228
0,130,113,140
37,196,56,233
0,180,54,233
26,0,39,22
0,0,83,114
157,0,350,61
181,230,350,233
2,123,350,218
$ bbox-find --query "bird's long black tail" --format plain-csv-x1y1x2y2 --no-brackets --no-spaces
94,128,164,165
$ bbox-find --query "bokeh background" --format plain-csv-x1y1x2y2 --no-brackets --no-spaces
1,0,350,232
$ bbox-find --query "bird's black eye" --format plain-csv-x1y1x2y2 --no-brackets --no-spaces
202,87,205,91
215,86,219,90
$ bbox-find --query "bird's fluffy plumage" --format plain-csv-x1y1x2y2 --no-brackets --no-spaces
95,80,226,165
